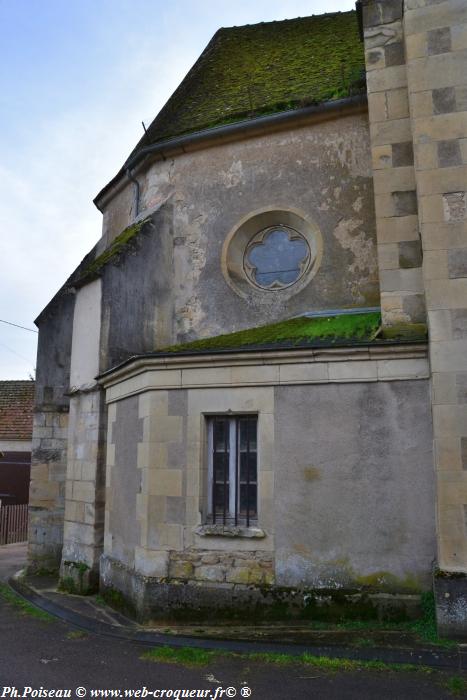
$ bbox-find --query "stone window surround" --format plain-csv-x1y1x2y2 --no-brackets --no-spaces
221,206,323,301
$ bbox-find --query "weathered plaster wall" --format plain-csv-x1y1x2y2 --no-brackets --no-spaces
99,114,379,349
99,207,174,371
69,279,101,389
274,380,436,589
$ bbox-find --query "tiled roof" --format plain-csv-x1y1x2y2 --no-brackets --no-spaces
158,313,383,355
127,10,365,161
0,381,35,441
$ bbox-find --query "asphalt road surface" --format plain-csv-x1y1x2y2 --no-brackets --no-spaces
0,545,463,699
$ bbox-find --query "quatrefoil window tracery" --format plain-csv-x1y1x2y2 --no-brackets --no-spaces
244,226,311,290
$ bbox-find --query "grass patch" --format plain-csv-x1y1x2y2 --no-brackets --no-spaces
247,651,425,673
141,645,429,673
160,312,382,354
445,675,467,696
0,583,53,622
66,629,88,640
142,646,216,667
354,637,374,648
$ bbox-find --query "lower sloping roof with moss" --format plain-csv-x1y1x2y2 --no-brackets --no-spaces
98,312,428,379
126,11,365,162
161,312,383,354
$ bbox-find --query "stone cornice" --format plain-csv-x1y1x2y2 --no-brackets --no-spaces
98,343,429,403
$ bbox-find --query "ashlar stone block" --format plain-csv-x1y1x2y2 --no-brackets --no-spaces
448,248,467,278
427,26,452,55
438,140,462,168
443,192,467,222
432,86,457,115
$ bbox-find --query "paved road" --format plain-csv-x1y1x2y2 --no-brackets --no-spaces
0,542,27,581
0,546,463,699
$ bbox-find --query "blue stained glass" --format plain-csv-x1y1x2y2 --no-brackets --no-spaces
247,228,309,288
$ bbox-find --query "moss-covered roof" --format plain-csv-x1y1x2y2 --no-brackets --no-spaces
161,313,381,354
99,312,429,378
157,312,427,356
127,11,365,161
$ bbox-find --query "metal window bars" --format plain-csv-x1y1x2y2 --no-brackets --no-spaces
211,416,257,526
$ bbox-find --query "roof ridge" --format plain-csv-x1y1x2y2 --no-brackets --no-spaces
218,9,355,31
0,380,35,384
96,9,365,206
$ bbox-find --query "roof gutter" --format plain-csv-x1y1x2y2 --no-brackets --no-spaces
94,93,367,211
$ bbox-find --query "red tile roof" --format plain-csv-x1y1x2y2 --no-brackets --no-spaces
0,381,35,441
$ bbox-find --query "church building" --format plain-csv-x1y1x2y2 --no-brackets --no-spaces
29,0,467,636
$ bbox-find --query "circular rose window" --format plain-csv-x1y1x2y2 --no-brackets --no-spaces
222,208,322,300
244,226,311,290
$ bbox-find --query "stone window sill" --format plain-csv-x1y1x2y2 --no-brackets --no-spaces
194,524,266,539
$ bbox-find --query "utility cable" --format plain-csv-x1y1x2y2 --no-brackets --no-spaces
0,319,38,333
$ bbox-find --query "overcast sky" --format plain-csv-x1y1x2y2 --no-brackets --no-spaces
0,0,355,379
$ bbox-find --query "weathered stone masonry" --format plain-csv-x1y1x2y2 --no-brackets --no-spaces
362,0,467,636
28,3,467,635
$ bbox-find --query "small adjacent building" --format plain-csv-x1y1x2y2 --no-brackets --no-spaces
0,381,34,506
28,0,467,636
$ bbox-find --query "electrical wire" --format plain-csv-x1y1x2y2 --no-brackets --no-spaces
0,319,38,333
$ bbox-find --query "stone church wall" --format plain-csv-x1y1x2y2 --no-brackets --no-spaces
98,347,434,621
100,113,380,348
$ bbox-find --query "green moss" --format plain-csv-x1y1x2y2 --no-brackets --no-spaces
100,586,136,618
379,323,427,341
354,571,422,593
58,576,79,595
141,645,428,674
161,312,381,354
66,629,89,640
128,11,365,157
79,218,149,283
445,675,467,696
0,583,54,622
407,592,457,649
63,560,90,574
31,566,58,578
142,646,216,667
60,561,94,596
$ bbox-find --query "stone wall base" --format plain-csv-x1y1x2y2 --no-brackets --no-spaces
28,508,64,573
100,554,422,624
434,571,467,640
59,559,99,595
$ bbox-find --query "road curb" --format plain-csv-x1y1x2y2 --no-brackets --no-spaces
8,576,467,671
